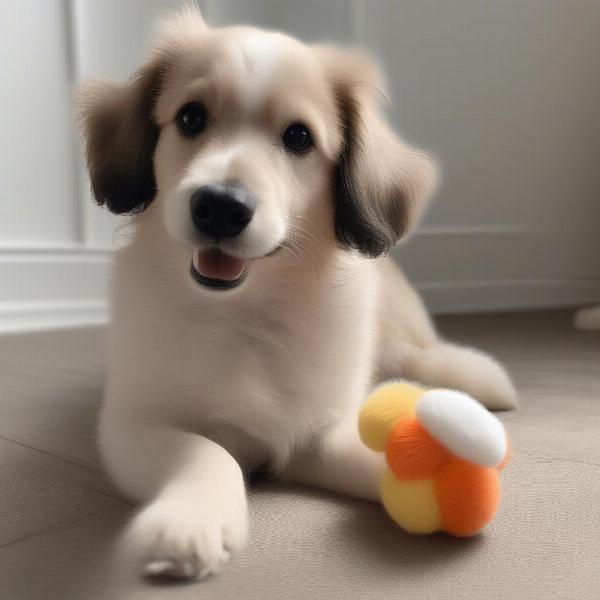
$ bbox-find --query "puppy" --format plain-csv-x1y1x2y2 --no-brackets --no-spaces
78,7,516,581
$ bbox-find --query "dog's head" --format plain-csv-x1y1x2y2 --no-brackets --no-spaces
78,7,435,292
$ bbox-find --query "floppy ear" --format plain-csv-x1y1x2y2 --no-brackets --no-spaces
77,59,168,214
77,4,209,214
321,48,436,257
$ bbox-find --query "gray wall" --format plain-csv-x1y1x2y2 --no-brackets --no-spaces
1,0,599,331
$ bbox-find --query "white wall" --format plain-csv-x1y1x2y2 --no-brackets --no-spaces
1,0,599,331
0,0,107,332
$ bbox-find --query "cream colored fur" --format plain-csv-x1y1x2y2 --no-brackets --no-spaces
79,7,517,581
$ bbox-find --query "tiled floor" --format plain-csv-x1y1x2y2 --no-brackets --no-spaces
1,311,599,599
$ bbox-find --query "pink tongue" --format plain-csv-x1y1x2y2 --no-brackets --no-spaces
195,248,246,281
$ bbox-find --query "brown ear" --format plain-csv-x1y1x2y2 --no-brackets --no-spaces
77,59,168,214
320,47,436,257
77,6,208,214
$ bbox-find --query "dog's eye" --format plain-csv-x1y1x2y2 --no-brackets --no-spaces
176,102,207,137
282,123,313,153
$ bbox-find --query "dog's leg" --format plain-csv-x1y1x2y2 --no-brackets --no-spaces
400,342,517,410
99,407,248,580
376,258,517,410
280,392,508,506
280,415,385,501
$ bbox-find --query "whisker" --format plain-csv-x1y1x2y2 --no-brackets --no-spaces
287,222,324,268
281,222,325,277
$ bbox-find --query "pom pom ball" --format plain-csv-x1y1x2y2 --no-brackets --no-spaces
358,382,510,537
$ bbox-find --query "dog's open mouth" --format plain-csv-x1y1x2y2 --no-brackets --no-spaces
190,247,248,290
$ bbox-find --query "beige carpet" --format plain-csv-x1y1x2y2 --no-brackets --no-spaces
0,311,598,599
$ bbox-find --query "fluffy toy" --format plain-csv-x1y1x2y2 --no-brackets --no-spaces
359,382,510,537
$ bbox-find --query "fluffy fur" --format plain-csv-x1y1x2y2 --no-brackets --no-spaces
78,7,517,581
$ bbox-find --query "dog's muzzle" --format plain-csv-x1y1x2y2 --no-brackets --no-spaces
188,184,255,290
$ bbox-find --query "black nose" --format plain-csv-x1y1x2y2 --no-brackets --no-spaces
190,184,256,239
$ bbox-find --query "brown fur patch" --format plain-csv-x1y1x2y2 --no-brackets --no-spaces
317,46,436,257
77,57,170,213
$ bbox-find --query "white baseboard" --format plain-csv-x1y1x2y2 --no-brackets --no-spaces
0,250,109,334
397,227,600,314
1,235,599,334
1,279,595,334
419,278,600,315
0,300,108,334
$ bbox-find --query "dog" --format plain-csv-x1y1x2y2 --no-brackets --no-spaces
78,7,517,581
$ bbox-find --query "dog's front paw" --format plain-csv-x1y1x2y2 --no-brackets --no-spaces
123,496,248,581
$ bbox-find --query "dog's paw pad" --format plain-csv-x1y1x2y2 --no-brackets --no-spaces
415,389,506,467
